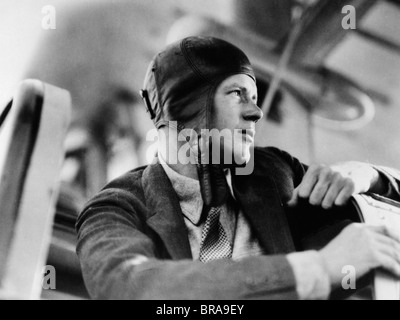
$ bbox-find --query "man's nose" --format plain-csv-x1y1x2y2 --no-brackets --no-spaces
243,102,263,123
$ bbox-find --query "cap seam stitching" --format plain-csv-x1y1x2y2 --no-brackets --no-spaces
180,38,214,86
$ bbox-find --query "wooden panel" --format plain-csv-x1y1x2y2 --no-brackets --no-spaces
0,80,71,299
0,83,43,278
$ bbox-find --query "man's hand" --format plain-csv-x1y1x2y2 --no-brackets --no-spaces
319,223,400,286
287,162,383,209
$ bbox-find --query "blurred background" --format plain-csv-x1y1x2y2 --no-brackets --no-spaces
0,0,399,299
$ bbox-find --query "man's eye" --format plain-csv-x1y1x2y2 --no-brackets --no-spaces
230,90,241,97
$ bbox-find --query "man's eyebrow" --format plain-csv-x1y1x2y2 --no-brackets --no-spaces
224,83,246,90
224,83,257,97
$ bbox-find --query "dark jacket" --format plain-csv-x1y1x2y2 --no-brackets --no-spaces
75,147,400,299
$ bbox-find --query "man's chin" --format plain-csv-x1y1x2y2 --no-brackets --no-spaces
232,151,251,166
213,144,251,166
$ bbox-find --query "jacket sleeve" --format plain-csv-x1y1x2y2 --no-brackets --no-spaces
76,186,298,300
371,165,400,201
266,147,400,201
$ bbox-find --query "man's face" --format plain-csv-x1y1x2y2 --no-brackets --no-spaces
210,74,263,165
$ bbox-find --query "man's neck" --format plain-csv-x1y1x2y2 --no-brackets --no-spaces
167,162,199,181
158,149,199,180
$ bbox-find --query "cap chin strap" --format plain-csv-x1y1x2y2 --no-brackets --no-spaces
197,134,229,208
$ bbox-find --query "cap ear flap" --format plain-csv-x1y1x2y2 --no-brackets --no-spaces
140,89,156,120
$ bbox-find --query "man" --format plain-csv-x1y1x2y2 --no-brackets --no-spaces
76,36,400,300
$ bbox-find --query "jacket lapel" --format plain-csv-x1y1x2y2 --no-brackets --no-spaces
232,172,295,254
142,162,192,260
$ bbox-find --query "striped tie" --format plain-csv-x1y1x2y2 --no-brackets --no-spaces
199,207,232,263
